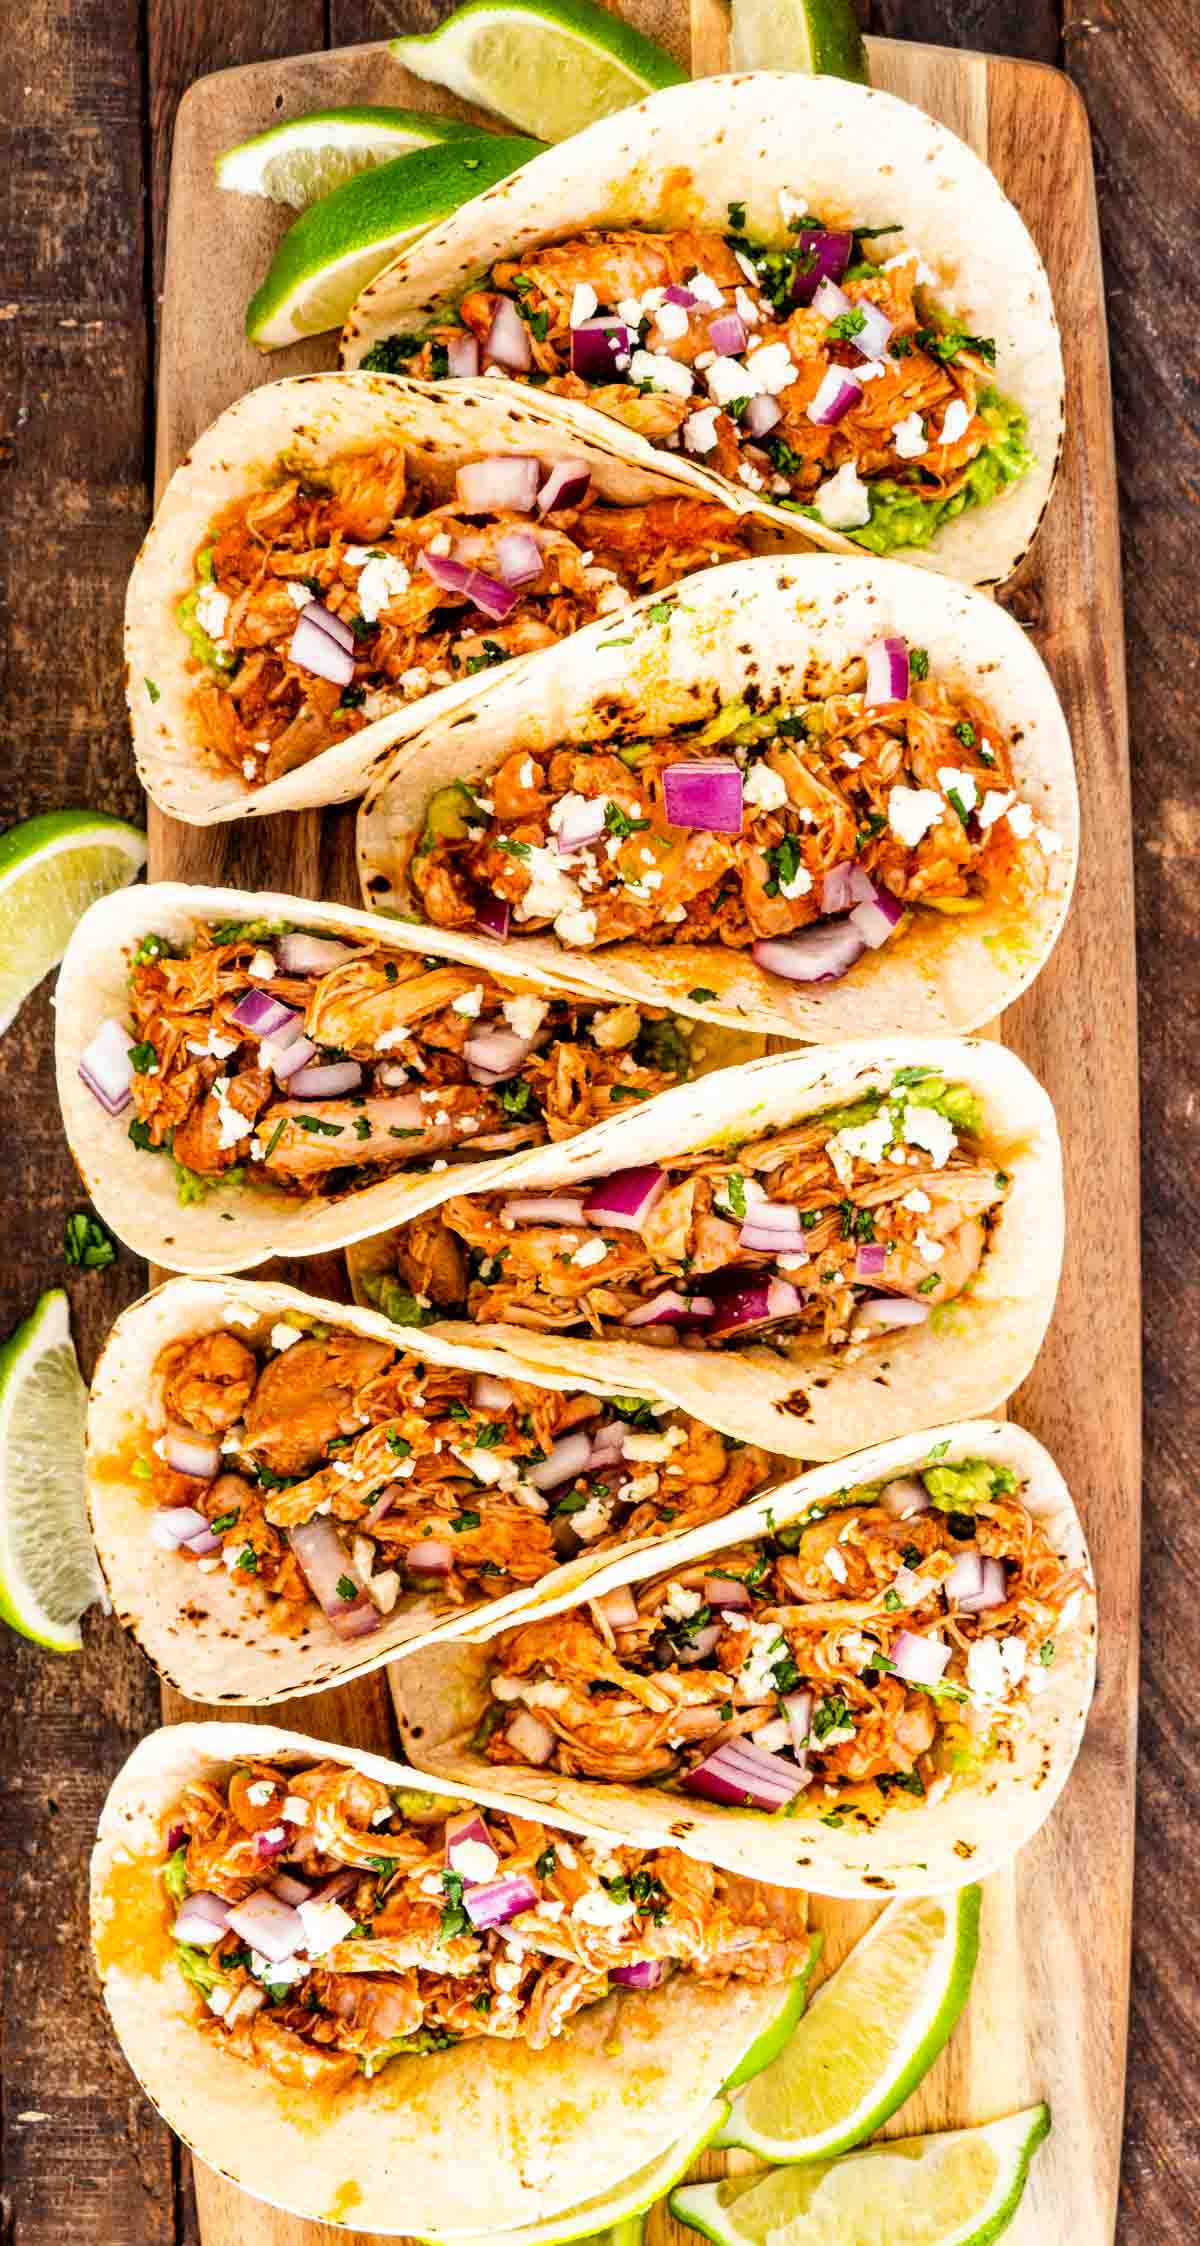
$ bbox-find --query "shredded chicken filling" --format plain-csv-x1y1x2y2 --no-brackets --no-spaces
179,441,748,785
482,1463,1082,1796
162,1759,810,2092
144,1321,775,1625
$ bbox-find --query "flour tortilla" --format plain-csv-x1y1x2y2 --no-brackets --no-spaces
55,880,758,1273
341,73,1064,586
392,1419,1096,1900
86,1275,797,1703
92,1721,804,2233
126,368,782,825
357,553,1077,1044
385,1036,1063,1460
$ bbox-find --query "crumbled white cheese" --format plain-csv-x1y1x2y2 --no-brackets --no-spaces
211,1077,252,1152
194,583,230,643
245,1779,276,1808
623,1426,685,1464
978,789,1015,831
453,1445,518,1487
736,1622,788,1704
571,1236,609,1268
824,1544,849,1584
939,767,978,814
902,1103,957,1167
742,761,790,813
662,1582,703,1621
247,948,276,981
269,1323,303,1353
514,846,585,927
705,355,753,408
502,993,549,1041
569,1494,613,1542
1006,801,1035,839
629,349,695,398
282,1795,310,1826
830,1113,894,1168
779,860,813,899
683,405,721,455
296,1898,356,1957
743,342,796,395
353,553,411,624
687,270,725,309
451,985,485,1018
589,1004,640,1051
915,1228,943,1266
814,462,872,530
570,281,598,326
735,287,761,330
655,299,690,343
900,1187,932,1213
892,412,928,459
284,581,314,612
556,904,598,947
572,1886,638,1927
882,247,939,288
938,398,970,448
448,1837,499,1883
888,785,945,848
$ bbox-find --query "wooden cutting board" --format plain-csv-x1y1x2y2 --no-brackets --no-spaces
153,12,1138,2243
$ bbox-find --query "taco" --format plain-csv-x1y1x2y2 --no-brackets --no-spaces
87,1275,792,1702
92,1720,814,2233
55,882,757,1273
126,369,757,824
349,1037,1063,1461
390,1419,1096,1899
341,74,1064,586
356,554,1076,1043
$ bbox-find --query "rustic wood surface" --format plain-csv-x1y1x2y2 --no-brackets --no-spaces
0,3,1193,2243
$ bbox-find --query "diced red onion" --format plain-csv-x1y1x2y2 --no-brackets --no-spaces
855,1297,932,1330
79,1017,136,1116
849,885,904,951
485,298,532,371
304,600,355,653
419,550,474,599
807,366,862,426
891,1630,951,1686
456,456,540,514
783,1688,814,1761
553,795,607,855
286,1060,363,1099
664,284,697,308
848,866,877,905
684,1738,810,1808
271,1872,313,1905
880,1476,930,1518
506,1708,556,1765
275,934,357,975
270,1034,317,1083
738,1201,808,1253
363,1485,397,1530
537,460,592,513
753,925,866,983
465,1028,532,1087
503,1194,588,1225
820,863,854,915
254,1826,291,1862
164,1428,221,1480
290,610,354,686
225,1889,306,1963
813,278,852,321
472,1374,515,1412
311,1869,359,1905
852,300,894,360
447,332,480,377
418,548,518,622
708,312,747,355
444,1810,494,1872
944,1550,984,1605
959,1556,1008,1614
864,635,910,707
744,394,781,438
150,1505,210,1551
405,1540,453,1575
855,1242,887,1278
625,1290,715,1328
598,1583,639,1630
790,230,853,306
463,1874,539,1929
611,1959,668,1990
528,1430,594,1491
495,531,543,586
587,1420,630,1464
570,318,629,380
172,1893,230,1946
586,1164,665,1232
704,1575,751,1611
707,1275,801,1334
183,1526,222,1557
287,1519,380,1641
229,989,298,1039
166,1822,187,1853
662,760,743,835
476,897,510,941
678,1621,723,1664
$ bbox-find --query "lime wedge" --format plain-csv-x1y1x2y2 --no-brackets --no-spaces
730,0,869,80
0,1291,102,1653
672,2107,1051,2246
722,1937,820,2090
391,0,685,142
716,1890,980,2162
0,809,146,1035
247,133,542,348
217,107,482,211
420,2098,728,2246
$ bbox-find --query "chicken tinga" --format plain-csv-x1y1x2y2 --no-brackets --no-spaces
372,1064,1008,1351
138,1310,775,1641
407,630,1060,976
158,1756,811,2090
175,439,745,792
359,222,1031,560
477,1450,1086,1814
75,914,707,1208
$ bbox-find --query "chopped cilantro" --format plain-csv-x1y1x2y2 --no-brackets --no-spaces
440,1869,469,1941
825,308,866,341
909,647,930,681
883,1588,903,1612
385,1431,412,1458
812,1693,851,1743
335,1575,358,1601
727,200,747,230
261,1117,289,1162
235,1546,258,1575
360,333,423,373
604,800,650,840
64,1212,116,1270
688,986,716,1004
465,640,507,675
210,1509,239,1534
535,1845,557,1878
298,1115,343,1136
144,677,160,703
1039,1641,1056,1667
954,719,977,748
450,1511,481,1534
496,838,531,860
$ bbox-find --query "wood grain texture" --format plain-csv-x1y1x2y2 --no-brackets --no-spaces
150,19,1135,2246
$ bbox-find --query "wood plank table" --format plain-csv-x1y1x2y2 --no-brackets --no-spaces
0,3,1194,2242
